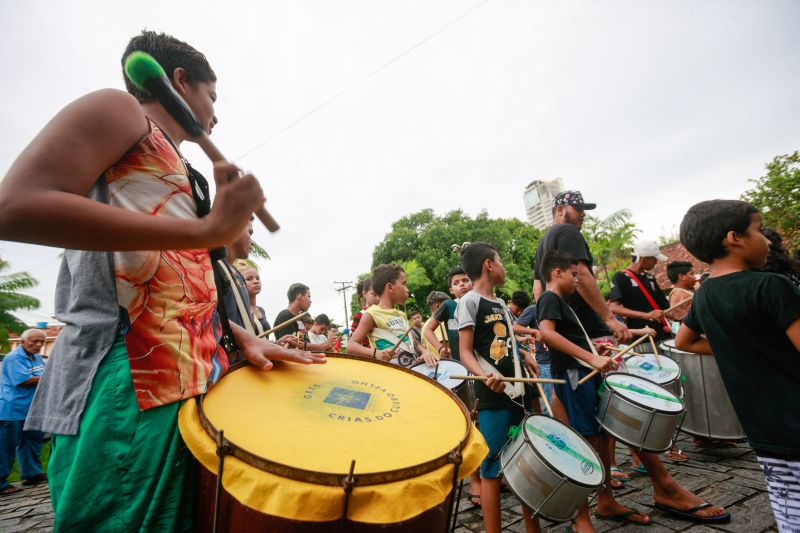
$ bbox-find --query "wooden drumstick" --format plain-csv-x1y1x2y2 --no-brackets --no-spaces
577,334,650,386
257,311,309,338
664,298,693,313
648,335,662,367
536,382,553,417
450,375,566,385
389,326,415,355
197,136,280,232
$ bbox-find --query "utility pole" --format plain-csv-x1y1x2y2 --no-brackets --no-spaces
334,281,354,339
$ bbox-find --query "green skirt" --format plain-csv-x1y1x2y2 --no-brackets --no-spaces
49,336,195,532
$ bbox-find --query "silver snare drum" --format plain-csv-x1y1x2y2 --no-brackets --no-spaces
596,373,684,452
622,353,683,398
410,359,474,412
660,340,746,441
500,414,604,522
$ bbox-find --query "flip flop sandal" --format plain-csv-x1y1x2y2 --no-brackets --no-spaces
654,501,731,523
0,486,22,496
593,509,651,526
665,449,689,462
630,464,648,474
468,492,481,509
610,465,630,482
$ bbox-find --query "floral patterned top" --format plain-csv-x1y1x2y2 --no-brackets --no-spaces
106,120,228,410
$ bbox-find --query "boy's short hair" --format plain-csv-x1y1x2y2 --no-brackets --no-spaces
447,266,468,286
372,264,404,296
680,200,759,263
122,30,217,103
408,309,422,318
510,291,531,309
314,314,330,326
287,283,309,302
541,250,576,283
426,291,449,307
667,261,693,283
460,242,498,281
356,277,372,295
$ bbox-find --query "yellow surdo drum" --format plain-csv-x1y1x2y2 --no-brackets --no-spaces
178,354,488,532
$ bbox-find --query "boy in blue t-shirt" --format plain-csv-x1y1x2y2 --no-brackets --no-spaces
456,243,540,533
676,199,800,532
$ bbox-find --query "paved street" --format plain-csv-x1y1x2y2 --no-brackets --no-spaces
0,434,777,532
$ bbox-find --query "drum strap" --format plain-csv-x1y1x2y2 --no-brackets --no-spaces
216,259,258,335
623,269,670,333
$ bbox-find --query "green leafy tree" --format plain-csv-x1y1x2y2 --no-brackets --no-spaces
582,209,640,294
371,209,542,313
742,151,800,250
0,260,40,350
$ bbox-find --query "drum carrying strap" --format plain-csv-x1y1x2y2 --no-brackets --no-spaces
216,259,258,335
473,303,525,401
565,305,600,390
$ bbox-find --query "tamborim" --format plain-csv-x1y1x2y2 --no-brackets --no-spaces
500,414,604,522
596,373,684,452
178,354,487,532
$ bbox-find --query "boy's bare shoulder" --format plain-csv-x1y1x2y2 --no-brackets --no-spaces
63,89,148,135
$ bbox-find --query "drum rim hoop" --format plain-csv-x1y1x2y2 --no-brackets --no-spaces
516,413,605,489
602,372,684,414
409,359,467,389
197,352,472,487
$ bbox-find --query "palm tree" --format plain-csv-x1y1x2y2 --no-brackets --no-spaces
0,259,40,350
582,209,641,293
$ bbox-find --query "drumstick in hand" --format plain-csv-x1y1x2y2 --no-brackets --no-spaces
258,311,309,338
536,382,553,417
664,298,693,313
577,334,650,386
648,335,662,367
124,51,279,232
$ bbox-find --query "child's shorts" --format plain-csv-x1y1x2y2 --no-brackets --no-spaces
476,407,525,479
553,368,602,437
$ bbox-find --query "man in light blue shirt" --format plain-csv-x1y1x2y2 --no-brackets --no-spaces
0,329,46,494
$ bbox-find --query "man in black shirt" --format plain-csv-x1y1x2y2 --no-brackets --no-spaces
532,190,631,343
608,240,672,342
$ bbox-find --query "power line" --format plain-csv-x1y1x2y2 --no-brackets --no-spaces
234,0,492,162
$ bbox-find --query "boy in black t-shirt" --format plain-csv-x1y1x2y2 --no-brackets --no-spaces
539,250,730,529
677,199,800,533
456,243,540,533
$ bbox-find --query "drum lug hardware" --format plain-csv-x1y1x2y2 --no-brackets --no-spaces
340,459,356,530
213,429,230,533
445,449,463,533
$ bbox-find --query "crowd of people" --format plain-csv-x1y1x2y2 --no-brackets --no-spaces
0,28,797,533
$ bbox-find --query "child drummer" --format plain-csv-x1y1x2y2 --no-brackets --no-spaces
347,264,437,365
537,250,730,531
455,243,540,533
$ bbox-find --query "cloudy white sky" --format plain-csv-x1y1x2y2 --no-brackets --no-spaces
1,0,798,327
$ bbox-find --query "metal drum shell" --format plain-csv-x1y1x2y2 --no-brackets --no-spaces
500,415,603,523
596,373,684,453
660,341,746,441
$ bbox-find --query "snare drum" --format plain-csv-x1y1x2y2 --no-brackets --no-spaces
389,350,416,368
178,355,488,532
660,339,746,441
596,373,684,452
410,359,475,412
500,414,604,522
622,353,683,398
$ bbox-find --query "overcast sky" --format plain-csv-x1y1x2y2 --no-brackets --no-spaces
1,0,798,327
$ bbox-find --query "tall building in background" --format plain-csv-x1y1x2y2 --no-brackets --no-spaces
523,178,565,230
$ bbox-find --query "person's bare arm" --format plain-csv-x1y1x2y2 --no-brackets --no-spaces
229,323,326,369
575,262,631,342
533,279,544,301
674,323,712,354
539,319,616,371
608,301,664,322
422,316,450,357
346,312,393,359
0,89,262,251
21,376,40,386
786,318,800,352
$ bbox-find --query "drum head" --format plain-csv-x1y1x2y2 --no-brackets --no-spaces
623,354,680,385
604,373,683,413
522,414,604,487
410,359,467,390
201,356,469,478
